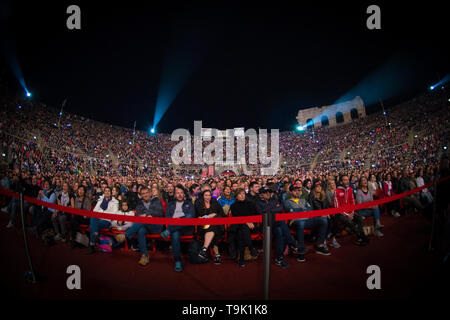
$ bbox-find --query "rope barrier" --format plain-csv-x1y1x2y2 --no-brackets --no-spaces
1,175,448,225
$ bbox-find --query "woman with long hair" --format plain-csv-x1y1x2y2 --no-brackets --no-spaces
52,181,73,242
382,173,401,217
294,182,330,255
325,179,336,208
81,179,92,199
281,182,291,202
309,181,329,211
151,186,166,214
69,185,92,248
356,177,384,237
86,186,119,254
112,186,123,202
126,182,139,210
368,174,378,197
194,190,225,264
325,178,341,248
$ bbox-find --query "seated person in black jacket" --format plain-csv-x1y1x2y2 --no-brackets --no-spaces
229,188,259,267
255,185,298,269
195,190,225,264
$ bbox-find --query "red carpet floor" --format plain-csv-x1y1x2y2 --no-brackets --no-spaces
0,210,443,300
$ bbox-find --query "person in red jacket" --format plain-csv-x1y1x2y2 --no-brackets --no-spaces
333,175,369,246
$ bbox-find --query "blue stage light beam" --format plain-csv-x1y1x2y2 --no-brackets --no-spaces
4,49,30,96
153,21,211,130
305,53,429,127
429,74,449,91
334,54,420,107
2,27,30,97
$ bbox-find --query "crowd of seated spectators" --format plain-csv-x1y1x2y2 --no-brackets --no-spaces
1,157,444,271
0,90,449,271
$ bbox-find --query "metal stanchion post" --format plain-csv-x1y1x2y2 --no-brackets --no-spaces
20,192,37,283
263,211,271,300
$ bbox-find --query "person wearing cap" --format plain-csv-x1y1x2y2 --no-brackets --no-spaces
293,179,302,189
285,184,330,262
255,183,297,268
267,182,280,199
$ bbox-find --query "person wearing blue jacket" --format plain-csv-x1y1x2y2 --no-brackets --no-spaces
217,185,235,213
121,186,164,266
255,185,297,269
160,184,195,272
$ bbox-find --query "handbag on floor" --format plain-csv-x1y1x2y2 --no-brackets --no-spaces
74,232,89,247
237,247,256,261
363,225,374,236
41,228,55,246
96,235,113,253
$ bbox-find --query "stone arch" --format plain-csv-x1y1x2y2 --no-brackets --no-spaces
336,112,344,124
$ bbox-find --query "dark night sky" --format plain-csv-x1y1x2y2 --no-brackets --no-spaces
1,1,449,133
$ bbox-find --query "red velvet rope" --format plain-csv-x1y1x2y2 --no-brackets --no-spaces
1,175,448,225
